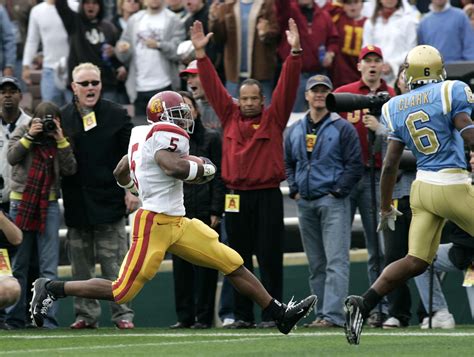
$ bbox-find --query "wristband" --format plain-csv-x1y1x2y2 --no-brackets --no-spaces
185,160,198,181
117,179,135,190
459,124,474,135
291,48,303,55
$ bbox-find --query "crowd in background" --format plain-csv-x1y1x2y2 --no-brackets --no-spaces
0,0,473,331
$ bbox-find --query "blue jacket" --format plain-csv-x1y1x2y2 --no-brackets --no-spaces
0,5,16,70
284,113,363,199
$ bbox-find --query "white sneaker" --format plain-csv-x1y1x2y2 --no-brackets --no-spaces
222,318,235,327
420,309,455,329
383,316,401,329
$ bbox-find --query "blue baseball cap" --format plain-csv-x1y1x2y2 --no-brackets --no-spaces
305,74,333,91
0,76,22,92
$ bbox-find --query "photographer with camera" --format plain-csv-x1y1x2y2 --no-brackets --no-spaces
332,45,395,328
3,102,77,329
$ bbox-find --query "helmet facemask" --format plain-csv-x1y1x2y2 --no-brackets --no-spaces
161,102,195,134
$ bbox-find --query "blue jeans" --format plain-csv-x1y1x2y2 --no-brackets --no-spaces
41,67,71,107
350,171,388,314
6,200,60,328
297,195,351,326
225,78,273,106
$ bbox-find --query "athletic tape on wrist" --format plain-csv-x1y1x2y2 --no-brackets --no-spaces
186,160,198,181
459,124,474,135
117,180,135,190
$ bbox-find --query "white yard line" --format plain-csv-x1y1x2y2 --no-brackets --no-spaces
2,331,474,340
0,336,277,355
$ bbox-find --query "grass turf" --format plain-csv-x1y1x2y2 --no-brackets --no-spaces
1,327,473,356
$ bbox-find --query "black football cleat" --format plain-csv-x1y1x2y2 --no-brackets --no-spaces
30,278,56,327
276,295,317,335
344,295,365,345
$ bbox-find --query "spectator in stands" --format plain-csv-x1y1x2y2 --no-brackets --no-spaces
180,60,221,131
334,45,395,327
111,0,144,104
276,0,339,112
56,0,127,102
378,66,416,329
331,0,367,88
184,0,224,83
23,0,71,107
170,91,224,329
0,77,31,213
413,223,473,329
418,0,474,62
0,209,22,316
0,5,16,76
363,0,418,85
5,102,77,329
284,75,363,328
192,18,302,329
465,3,474,28
60,62,137,330
209,0,279,106
0,0,34,90
112,0,143,35
166,0,187,18
115,0,185,116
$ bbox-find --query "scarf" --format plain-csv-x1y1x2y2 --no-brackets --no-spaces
15,142,57,233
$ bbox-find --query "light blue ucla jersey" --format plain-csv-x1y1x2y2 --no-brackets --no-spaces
381,80,473,171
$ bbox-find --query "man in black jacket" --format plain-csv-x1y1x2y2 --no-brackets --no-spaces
56,0,127,101
60,62,138,329
170,91,225,329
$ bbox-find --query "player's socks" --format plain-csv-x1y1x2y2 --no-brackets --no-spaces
361,288,382,317
263,298,285,320
46,280,66,298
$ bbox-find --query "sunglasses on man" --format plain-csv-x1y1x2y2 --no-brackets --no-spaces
75,80,101,87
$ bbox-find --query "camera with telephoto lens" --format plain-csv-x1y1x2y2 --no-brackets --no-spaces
326,92,391,117
41,114,57,133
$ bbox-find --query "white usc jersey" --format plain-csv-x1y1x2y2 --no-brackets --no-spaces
128,122,190,216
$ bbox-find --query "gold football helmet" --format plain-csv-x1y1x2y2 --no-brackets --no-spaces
404,45,446,89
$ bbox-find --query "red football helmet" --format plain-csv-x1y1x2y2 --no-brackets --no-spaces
146,91,194,133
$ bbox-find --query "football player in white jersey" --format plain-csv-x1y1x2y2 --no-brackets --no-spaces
30,91,317,334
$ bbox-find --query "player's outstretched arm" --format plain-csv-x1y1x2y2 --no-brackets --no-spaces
155,150,215,182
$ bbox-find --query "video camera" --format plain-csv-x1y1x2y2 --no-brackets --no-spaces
326,92,391,117
41,114,57,133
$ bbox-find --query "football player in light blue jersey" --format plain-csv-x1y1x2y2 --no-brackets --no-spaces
343,45,474,345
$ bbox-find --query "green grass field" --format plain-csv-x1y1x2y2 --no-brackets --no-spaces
1,327,474,356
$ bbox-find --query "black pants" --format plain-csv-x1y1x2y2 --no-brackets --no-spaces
383,196,412,325
171,216,218,326
134,85,173,117
225,188,284,322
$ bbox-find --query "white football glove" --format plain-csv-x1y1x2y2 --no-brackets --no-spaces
377,205,403,232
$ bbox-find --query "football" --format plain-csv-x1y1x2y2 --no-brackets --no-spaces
182,155,215,184
182,155,204,164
